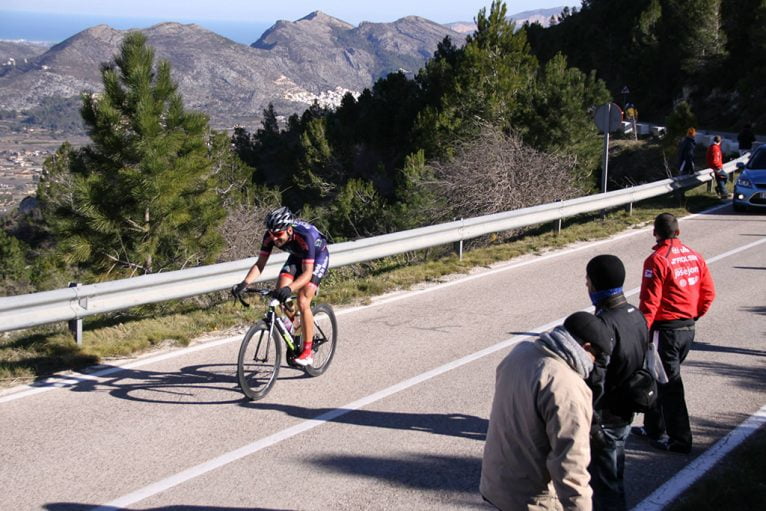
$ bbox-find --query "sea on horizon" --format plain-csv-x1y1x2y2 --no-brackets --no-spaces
0,10,271,45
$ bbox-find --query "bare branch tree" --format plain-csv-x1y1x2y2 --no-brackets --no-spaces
428,123,582,220
217,201,279,262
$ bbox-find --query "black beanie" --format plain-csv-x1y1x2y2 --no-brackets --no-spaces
563,311,613,357
586,254,626,291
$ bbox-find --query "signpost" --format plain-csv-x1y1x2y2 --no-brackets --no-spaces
594,102,623,194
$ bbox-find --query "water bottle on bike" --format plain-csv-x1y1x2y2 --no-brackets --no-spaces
281,298,302,340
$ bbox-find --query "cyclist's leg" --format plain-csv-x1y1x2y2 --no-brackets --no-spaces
278,256,300,289
297,283,317,353
296,251,329,363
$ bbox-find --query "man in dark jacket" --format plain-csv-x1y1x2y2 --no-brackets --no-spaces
585,255,649,511
677,128,696,175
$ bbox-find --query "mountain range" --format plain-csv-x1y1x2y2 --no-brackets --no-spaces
0,8,563,132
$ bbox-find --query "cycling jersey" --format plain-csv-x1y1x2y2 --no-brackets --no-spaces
259,220,328,265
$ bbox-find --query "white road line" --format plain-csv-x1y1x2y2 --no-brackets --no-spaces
631,404,766,511
0,203,737,403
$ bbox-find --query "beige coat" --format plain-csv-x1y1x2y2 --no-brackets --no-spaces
480,341,593,511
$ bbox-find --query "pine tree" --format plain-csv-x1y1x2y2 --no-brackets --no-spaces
39,32,224,275
446,1,538,133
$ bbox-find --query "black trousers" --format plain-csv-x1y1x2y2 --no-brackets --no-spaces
644,326,694,447
590,424,631,511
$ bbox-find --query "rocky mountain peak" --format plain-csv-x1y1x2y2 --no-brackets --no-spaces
56,24,123,47
298,11,353,29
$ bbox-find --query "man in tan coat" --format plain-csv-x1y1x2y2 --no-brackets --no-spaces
480,312,613,511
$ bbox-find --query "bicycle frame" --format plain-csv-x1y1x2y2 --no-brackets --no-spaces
264,298,299,352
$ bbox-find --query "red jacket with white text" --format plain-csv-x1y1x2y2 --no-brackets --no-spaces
706,143,723,170
639,238,716,328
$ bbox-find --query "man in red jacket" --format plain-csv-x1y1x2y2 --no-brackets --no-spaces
632,213,716,453
706,135,729,198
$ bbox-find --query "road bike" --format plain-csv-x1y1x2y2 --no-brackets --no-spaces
232,287,338,400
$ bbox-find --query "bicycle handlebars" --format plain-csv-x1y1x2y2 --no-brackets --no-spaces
231,286,273,308
232,286,294,309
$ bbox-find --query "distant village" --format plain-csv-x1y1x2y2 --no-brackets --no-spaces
0,141,45,215
0,121,76,216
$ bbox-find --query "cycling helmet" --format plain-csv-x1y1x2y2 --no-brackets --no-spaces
265,206,294,231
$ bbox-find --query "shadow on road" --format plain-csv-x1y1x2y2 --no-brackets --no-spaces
246,401,488,442
43,362,281,405
742,305,766,316
685,359,766,392
692,341,766,358
308,452,481,494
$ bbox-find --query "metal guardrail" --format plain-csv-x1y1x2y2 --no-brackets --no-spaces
0,155,747,334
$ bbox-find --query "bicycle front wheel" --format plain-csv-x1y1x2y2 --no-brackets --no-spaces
304,304,337,377
237,321,281,400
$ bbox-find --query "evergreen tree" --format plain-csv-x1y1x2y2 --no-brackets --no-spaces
662,101,698,163
0,229,27,283
514,54,610,153
434,1,538,139
39,32,224,275
207,130,253,207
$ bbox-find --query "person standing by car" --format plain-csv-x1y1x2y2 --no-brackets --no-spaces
677,128,696,175
632,213,715,454
737,124,756,157
706,135,729,198
584,255,648,511
481,311,613,511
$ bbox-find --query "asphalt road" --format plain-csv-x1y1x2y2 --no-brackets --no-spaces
1,204,764,511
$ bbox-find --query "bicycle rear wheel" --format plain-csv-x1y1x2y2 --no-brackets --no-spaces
237,321,281,400
304,304,337,377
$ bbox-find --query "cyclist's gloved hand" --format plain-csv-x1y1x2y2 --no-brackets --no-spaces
231,281,247,297
274,286,292,303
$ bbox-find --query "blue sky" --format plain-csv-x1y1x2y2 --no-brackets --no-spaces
1,0,575,25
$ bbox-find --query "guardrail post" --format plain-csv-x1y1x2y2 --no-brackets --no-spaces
68,282,83,346
626,201,633,216
453,218,463,260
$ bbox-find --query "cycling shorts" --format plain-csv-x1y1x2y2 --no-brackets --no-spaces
279,250,330,289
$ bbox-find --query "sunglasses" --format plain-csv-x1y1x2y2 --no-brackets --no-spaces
269,229,287,238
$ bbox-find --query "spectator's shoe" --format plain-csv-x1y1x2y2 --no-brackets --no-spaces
293,346,313,367
631,426,662,441
651,438,692,454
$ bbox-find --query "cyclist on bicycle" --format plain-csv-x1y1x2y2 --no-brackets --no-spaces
233,206,330,367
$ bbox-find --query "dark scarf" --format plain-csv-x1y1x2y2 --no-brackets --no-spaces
589,286,623,307
538,326,594,379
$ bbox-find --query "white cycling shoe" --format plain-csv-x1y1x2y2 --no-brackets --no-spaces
294,351,313,367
